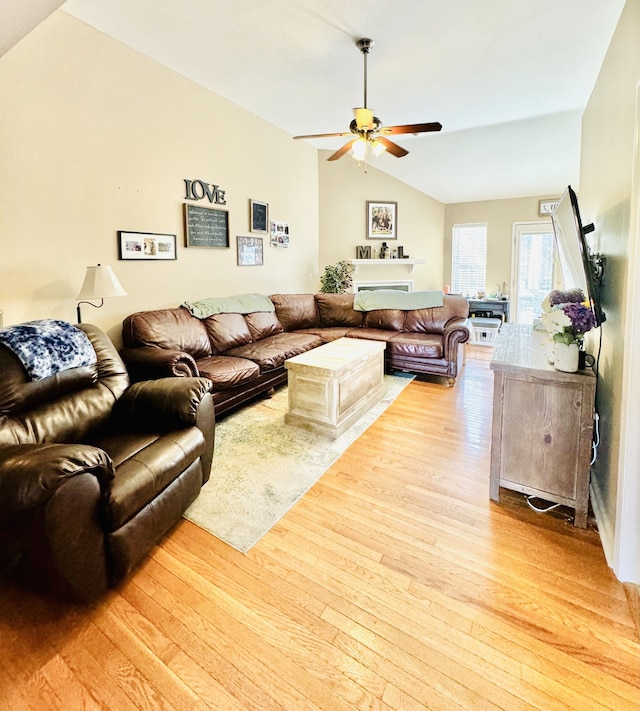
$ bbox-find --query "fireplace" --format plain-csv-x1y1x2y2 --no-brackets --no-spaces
353,279,414,292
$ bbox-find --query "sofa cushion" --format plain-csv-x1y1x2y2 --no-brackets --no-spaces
225,332,322,371
403,295,470,335
403,308,444,334
315,293,364,328
0,325,130,447
122,308,212,359
245,311,284,341
204,313,253,353
195,355,261,392
387,332,443,359
95,428,205,531
270,294,319,331
363,310,405,331
346,328,398,343
0,343,97,416
295,327,353,343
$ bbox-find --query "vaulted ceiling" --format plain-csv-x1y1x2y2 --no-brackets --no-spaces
2,1,627,203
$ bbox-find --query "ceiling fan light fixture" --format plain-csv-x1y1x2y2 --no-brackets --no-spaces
371,139,387,157
293,37,442,162
354,107,374,130
351,137,367,161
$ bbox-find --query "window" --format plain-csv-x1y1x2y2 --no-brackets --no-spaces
512,222,557,324
451,223,487,295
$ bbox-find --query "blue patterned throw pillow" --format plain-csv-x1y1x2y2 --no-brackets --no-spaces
0,319,97,381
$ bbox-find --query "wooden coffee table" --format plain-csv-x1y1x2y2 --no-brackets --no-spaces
284,337,386,439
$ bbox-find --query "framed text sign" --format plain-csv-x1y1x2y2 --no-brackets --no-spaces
184,204,229,248
250,199,269,234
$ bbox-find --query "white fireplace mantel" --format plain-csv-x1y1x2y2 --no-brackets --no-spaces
350,258,425,274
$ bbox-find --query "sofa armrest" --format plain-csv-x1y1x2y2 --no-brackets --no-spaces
0,443,113,600
120,345,199,380
114,377,215,482
443,317,473,358
0,443,114,521
115,377,213,431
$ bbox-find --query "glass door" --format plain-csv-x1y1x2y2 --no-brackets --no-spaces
511,222,559,324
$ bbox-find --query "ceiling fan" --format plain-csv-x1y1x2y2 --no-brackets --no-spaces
293,38,442,162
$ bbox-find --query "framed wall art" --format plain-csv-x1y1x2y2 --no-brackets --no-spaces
250,199,269,234
270,220,289,248
118,231,177,260
184,204,229,248
366,201,397,240
237,235,264,266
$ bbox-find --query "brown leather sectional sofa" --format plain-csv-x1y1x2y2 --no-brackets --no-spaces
121,293,472,417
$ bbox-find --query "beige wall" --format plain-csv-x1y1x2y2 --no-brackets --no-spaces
317,150,445,290
0,12,320,345
579,0,640,583
444,195,558,298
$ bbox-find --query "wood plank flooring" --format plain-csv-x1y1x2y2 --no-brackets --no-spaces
1,346,638,710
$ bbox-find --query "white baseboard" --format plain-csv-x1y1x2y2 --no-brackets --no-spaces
590,481,615,569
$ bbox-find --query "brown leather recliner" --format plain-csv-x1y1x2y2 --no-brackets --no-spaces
0,322,214,601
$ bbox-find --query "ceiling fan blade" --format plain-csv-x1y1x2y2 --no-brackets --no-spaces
293,131,351,140
375,135,409,158
327,140,357,161
382,122,443,135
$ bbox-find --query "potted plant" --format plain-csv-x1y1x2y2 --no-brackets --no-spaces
319,260,355,294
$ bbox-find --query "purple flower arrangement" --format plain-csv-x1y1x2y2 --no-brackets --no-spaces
547,288,587,307
561,301,596,338
540,289,596,344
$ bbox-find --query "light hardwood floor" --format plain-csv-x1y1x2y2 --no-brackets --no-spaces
1,346,638,710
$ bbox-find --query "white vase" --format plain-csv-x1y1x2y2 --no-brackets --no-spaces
554,341,579,372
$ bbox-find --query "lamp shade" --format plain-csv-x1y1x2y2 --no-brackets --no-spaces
77,264,127,299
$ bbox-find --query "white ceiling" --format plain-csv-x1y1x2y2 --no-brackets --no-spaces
3,1,627,203
0,0,65,57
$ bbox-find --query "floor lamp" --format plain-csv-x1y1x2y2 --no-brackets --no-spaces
76,264,127,323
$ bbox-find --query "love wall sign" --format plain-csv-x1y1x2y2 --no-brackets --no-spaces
184,178,226,205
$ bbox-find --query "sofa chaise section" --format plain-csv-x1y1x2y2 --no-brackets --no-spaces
271,292,471,384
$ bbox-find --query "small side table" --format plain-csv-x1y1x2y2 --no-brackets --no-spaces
467,298,510,322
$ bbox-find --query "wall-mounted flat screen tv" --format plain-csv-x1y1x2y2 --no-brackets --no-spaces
550,185,605,327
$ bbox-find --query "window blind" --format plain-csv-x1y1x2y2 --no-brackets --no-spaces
451,223,487,295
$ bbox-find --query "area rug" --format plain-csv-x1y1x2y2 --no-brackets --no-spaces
184,374,413,552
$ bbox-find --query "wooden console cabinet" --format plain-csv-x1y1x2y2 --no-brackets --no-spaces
489,324,596,527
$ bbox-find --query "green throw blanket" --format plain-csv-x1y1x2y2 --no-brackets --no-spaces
181,293,275,318
353,289,444,311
